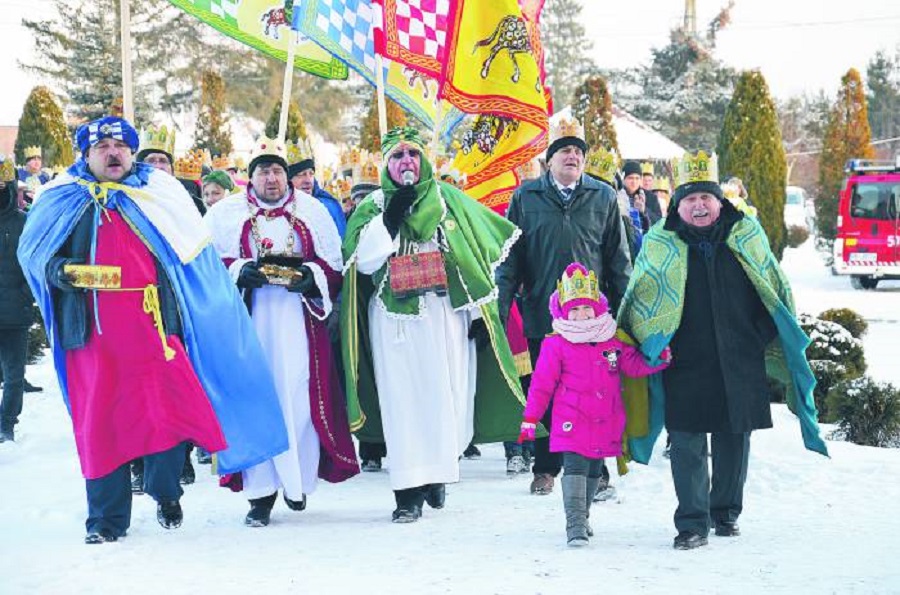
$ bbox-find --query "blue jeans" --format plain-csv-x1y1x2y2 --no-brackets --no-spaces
85,442,186,536
0,328,27,433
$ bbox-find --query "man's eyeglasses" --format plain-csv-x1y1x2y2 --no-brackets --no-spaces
388,148,422,161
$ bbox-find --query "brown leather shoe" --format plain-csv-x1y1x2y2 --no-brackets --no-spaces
530,473,555,495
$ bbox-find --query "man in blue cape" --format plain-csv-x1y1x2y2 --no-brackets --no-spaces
18,116,288,545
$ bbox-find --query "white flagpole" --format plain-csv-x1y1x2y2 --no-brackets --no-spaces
374,54,388,137
120,0,134,122
278,30,298,141
430,99,444,152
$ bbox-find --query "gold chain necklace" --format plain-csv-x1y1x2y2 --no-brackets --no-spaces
247,193,300,256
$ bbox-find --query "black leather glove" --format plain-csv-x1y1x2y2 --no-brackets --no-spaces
286,265,319,296
383,184,417,239
237,261,268,290
468,318,491,351
48,258,82,292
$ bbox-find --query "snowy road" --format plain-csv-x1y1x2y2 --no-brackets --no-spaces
1,239,899,595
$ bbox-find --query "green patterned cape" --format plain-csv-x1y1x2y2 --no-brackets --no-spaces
617,216,829,462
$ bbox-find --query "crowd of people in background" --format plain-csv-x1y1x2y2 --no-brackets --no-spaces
2,109,827,550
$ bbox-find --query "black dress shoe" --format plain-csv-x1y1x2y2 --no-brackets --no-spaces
361,458,382,472
157,500,183,529
423,484,446,509
195,448,212,465
462,444,481,459
715,521,741,537
284,493,307,511
180,460,196,485
391,505,422,523
24,380,43,393
0,428,13,443
673,531,708,550
84,529,119,544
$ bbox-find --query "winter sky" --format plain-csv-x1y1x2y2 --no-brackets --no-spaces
0,0,898,126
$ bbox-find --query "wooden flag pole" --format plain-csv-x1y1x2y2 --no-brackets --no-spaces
430,99,444,152
120,0,134,122
374,54,388,137
278,30,298,141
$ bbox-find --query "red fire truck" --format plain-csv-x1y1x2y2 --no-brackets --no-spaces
833,158,900,289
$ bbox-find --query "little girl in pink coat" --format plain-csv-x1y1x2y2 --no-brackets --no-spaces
519,262,670,546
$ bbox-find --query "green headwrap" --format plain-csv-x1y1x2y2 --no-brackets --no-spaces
202,169,235,192
380,126,426,159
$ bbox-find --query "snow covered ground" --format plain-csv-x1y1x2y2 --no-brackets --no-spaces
2,239,899,594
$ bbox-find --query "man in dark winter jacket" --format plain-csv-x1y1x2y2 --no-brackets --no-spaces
0,166,34,443
622,160,663,229
496,117,632,496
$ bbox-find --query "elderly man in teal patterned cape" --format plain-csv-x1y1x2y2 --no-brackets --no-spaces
616,151,827,551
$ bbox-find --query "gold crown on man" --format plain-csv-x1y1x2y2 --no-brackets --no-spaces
672,151,718,188
339,146,364,171
286,137,314,165
24,146,42,161
641,162,654,176
174,149,205,181
252,135,287,163
139,125,175,158
584,147,620,183
0,154,15,183
357,155,381,186
654,177,671,193
557,268,599,306
212,155,235,170
515,159,541,181
548,116,585,146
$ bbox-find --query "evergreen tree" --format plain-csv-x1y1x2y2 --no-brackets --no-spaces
14,86,75,168
193,70,233,157
265,100,308,142
866,48,900,158
718,70,788,259
817,68,874,242
542,0,594,110
570,75,618,152
360,91,408,153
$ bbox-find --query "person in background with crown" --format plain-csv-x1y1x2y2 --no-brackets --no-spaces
497,117,632,497
136,125,206,215
341,126,526,523
17,146,51,210
17,116,289,544
204,136,358,528
0,155,35,443
585,147,644,264
287,138,346,238
519,263,670,546
653,176,671,214
621,160,663,232
617,150,828,551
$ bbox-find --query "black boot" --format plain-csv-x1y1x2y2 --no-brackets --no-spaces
245,493,277,527
392,488,424,524
284,493,307,511
157,500,183,529
84,528,119,544
24,380,43,393
673,531,708,550
130,460,144,495
0,427,13,443
195,447,212,465
180,446,195,485
423,484,446,509
462,443,481,459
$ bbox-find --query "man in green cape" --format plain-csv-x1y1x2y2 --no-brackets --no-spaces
341,127,525,523
617,151,828,551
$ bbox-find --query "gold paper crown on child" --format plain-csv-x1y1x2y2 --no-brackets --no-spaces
212,155,235,170
557,268,600,306
357,154,381,185
515,158,541,181
286,137,314,165
139,125,175,158
24,146,42,160
0,154,15,183
173,149,205,181
549,117,585,146
654,177,671,192
584,147,620,183
334,177,352,199
641,162,654,175
671,151,718,188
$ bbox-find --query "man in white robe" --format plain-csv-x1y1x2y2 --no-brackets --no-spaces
205,137,358,527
